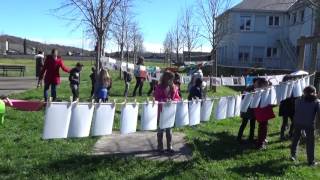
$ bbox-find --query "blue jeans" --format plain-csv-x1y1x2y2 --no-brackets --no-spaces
44,83,57,101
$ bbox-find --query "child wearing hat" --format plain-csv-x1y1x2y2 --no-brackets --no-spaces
69,62,84,101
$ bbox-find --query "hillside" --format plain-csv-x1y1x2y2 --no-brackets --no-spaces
0,35,92,56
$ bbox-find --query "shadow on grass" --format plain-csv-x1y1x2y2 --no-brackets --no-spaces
228,157,291,177
191,131,255,161
34,154,194,179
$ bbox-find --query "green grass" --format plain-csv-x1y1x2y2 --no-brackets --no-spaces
0,59,320,179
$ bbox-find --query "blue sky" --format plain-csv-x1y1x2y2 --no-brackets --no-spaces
0,0,240,52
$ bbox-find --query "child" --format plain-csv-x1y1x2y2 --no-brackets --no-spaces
291,86,320,166
154,71,181,154
174,72,182,97
188,78,203,100
96,69,112,102
90,67,96,97
123,70,132,97
147,72,158,96
254,78,275,149
132,56,145,97
279,75,296,140
69,62,83,101
237,78,259,143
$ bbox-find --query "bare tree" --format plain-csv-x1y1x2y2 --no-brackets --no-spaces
130,22,144,63
57,0,127,95
172,18,184,64
163,30,174,66
197,0,231,90
182,7,200,62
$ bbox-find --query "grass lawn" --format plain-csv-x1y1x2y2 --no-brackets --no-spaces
0,58,320,179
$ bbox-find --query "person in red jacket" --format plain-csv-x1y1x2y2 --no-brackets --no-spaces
38,49,70,101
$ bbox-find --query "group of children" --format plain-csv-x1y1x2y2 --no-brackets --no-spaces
237,76,319,166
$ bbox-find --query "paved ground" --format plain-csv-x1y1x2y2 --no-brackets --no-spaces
92,132,192,162
0,77,37,95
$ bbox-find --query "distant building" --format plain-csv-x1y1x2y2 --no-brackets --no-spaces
216,0,319,70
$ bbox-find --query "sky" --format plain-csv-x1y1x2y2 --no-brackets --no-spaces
0,0,240,53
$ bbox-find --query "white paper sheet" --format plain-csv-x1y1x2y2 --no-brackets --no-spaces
160,102,177,129
226,96,236,118
260,89,270,108
305,76,310,86
286,82,294,99
240,93,253,113
201,99,214,122
91,103,116,136
250,90,262,108
234,95,242,117
68,103,95,138
120,103,139,134
300,78,306,91
215,97,228,120
141,102,158,131
268,86,278,105
43,103,72,139
188,100,201,125
293,80,303,97
175,100,189,127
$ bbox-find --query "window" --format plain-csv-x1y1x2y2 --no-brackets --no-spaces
240,16,251,31
253,47,265,63
300,10,305,22
266,47,278,58
238,46,250,62
268,16,280,26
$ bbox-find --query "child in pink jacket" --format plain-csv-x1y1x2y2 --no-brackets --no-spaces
154,71,181,154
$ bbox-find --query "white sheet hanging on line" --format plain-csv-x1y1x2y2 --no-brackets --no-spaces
141,102,158,131
68,103,95,138
234,95,242,117
300,78,306,91
293,80,303,97
43,102,72,139
285,82,294,99
268,86,277,105
250,90,262,108
226,96,236,118
305,76,310,86
160,102,177,129
240,93,253,113
201,99,214,122
215,97,228,120
120,103,139,134
175,100,190,127
221,77,234,86
188,100,201,126
91,103,116,136
260,89,270,108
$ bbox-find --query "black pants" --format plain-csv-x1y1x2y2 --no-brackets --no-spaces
70,84,79,101
291,125,315,164
147,81,157,96
133,77,144,96
280,116,294,139
157,128,172,150
90,83,94,97
237,118,256,141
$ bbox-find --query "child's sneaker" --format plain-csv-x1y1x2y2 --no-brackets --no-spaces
308,162,318,166
290,156,297,162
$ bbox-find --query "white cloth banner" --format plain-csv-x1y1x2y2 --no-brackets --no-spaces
234,95,242,116
160,102,177,129
240,93,253,112
250,91,262,108
227,96,236,118
215,97,228,120
91,103,116,136
141,102,158,131
293,80,303,97
188,100,201,126
43,103,72,139
286,82,294,99
68,103,95,138
260,89,270,108
175,100,190,127
201,99,214,122
221,77,234,86
120,103,139,134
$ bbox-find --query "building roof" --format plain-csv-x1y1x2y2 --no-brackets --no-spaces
232,0,298,12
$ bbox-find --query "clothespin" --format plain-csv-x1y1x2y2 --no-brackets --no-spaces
196,97,200,103
152,97,156,106
76,98,80,104
112,99,116,108
90,98,95,108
